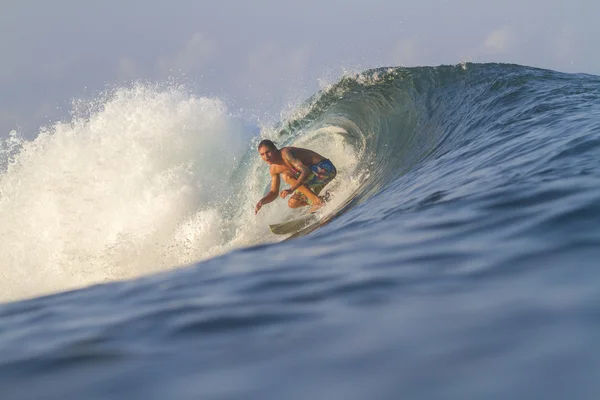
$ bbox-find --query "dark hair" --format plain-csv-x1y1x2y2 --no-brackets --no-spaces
258,139,277,151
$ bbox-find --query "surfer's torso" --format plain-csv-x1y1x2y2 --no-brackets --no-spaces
269,147,325,176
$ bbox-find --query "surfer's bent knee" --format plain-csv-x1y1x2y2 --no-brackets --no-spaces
288,197,303,208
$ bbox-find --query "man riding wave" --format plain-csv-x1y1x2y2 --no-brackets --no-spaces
254,139,337,214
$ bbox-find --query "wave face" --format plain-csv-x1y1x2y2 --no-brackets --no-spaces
1,63,600,398
282,63,600,204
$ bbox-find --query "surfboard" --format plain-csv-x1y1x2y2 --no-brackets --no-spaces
269,213,319,235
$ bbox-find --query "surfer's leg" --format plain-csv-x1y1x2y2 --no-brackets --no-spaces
302,159,336,212
281,171,324,209
308,200,325,213
288,193,308,208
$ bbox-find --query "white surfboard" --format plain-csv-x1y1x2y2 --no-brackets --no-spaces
269,213,319,235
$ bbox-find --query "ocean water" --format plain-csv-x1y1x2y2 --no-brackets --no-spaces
1,63,600,399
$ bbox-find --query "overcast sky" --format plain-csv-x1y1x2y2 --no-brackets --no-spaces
1,0,599,136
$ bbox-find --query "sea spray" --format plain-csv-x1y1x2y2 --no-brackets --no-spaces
0,82,362,302
0,84,251,301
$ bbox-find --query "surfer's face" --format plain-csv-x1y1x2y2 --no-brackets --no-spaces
259,146,275,164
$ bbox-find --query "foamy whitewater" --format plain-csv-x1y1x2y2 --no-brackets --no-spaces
0,84,360,302
1,63,600,399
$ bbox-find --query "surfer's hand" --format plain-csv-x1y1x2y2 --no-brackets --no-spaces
280,189,293,198
255,200,263,214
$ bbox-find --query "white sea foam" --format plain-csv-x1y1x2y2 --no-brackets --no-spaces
0,84,253,301
0,84,362,302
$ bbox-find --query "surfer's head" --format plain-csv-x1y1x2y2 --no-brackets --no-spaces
258,139,277,152
258,140,278,164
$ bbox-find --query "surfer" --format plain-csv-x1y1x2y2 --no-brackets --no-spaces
254,139,337,214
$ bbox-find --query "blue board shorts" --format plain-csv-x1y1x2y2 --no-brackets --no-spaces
291,159,337,204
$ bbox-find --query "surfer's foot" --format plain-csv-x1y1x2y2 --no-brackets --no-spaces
309,198,325,213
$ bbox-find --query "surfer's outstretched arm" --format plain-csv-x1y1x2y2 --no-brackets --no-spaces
255,171,281,214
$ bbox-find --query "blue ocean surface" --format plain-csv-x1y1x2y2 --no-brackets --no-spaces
1,63,600,399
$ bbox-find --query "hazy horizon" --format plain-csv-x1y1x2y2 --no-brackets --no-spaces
2,0,598,136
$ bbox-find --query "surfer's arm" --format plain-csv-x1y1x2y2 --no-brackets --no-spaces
255,173,281,214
